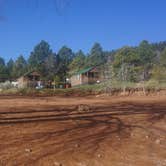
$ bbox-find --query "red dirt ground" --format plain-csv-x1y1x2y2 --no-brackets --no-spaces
0,95,165,166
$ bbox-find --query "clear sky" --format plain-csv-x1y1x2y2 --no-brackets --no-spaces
0,0,166,62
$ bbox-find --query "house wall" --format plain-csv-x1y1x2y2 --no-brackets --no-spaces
18,76,40,88
17,77,28,88
70,74,82,86
82,72,102,84
71,74,101,87
88,77,98,84
71,73,98,87
17,71,42,88
70,67,104,87
81,74,89,84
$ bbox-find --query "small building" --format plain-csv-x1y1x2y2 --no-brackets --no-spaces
17,71,41,88
70,67,102,87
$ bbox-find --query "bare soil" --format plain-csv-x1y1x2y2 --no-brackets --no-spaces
0,95,165,166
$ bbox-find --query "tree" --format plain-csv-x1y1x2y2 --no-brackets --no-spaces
0,57,8,81
13,55,27,78
28,40,55,80
7,59,14,78
0,57,5,66
152,41,166,52
138,40,155,81
104,50,116,63
44,53,57,80
151,66,166,82
69,50,86,73
113,47,140,82
57,46,74,81
160,47,166,67
87,43,105,66
151,47,166,82
7,59,14,69
28,40,53,70
53,75,61,89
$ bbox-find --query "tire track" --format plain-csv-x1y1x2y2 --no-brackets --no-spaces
0,105,165,124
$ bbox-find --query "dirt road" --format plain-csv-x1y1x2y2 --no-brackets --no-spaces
0,95,165,166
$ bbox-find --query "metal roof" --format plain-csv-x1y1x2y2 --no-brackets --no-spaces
75,67,93,75
23,71,41,77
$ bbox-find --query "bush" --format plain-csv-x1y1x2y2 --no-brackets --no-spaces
0,81,14,90
145,80,159,89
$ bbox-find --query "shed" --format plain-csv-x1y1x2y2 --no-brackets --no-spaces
17,71,41,88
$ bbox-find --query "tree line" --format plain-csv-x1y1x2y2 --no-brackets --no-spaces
0,40,166,83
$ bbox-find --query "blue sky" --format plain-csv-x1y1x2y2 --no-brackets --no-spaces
0,0,166,62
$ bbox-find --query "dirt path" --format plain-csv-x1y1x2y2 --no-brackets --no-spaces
0,95,165,166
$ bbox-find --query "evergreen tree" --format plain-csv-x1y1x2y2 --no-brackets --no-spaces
138,40,155,81
0,57,9,81
13,55,27,78
7,59,14,78
160,47,166,67
113,47,140,82
57,46,74,81
28,40,53,70
44,53,57,80
151,48,166,82
87,43,105,66
0,57,5,66
69,50,86,73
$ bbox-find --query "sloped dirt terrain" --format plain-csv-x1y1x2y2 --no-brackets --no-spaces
0,95,165,166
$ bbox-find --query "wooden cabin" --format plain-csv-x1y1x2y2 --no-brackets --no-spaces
17,71,41,88
70,67,102,87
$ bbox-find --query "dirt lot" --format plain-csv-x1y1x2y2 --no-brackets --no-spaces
0,95,165,166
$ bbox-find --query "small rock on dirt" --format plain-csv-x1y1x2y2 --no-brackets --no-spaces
155,139,161,144
130,133,134,137
77,163,87,166
97,154,102,158
77,104,91,113
54,162,62,166
75,144,80,148
25,148,32,153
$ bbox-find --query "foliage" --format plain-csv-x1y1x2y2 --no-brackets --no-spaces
12,55,27,78
0,57,5,66
113,47,140,82
0,65,9,80
69,50,86,73
160,48,166,67
44,53,57,80
29,40,52,67
87,43,106,67
53,75,61,86
137,40,155,80
0,57,9,80
0,81,14,90
57,46,74,80
28,40,56,79
7,58,14,78
0,40,166,88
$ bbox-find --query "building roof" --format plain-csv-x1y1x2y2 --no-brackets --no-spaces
75,67,93,75
23,71,41,77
